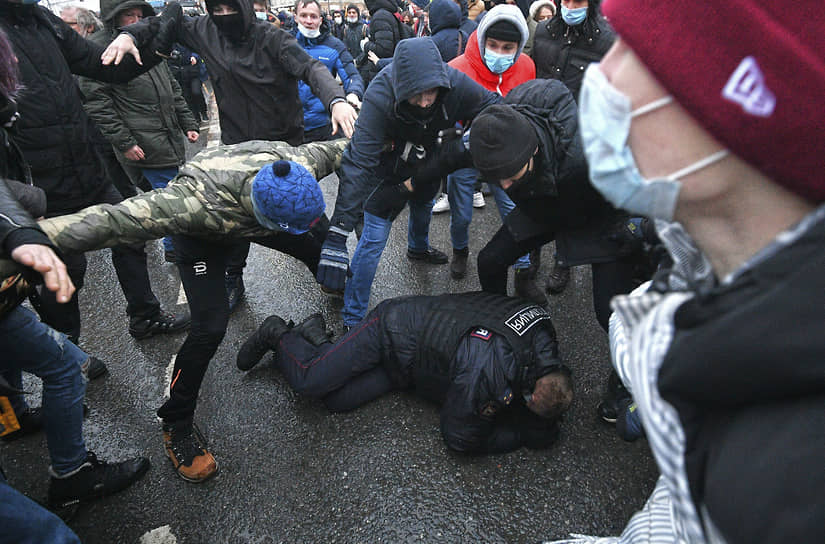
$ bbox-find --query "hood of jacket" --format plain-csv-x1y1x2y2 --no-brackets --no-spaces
100,0,154,28
503,79,584,197
205,0,255,35
391,37,451,104
429,0,461,34
476,4,528,60
365,0,398,16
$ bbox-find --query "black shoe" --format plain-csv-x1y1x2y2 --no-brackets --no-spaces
225,274,245,313
545,259,571,295
129,309,191,340
163,420,218,483
294,313,331,346
85,356,108,380
319,284,344,298
236,315,291,371
597,371,631,424
406,247,448,265
514,269,547,306
164,250,176,264
47,451,150,509
450,248,469,279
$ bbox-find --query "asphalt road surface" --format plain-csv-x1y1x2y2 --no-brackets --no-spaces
2,126,659,543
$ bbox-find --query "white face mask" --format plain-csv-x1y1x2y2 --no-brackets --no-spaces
334,16,342,24
297,22,321,38
346,15,358,23
255,11,267,20
578,64,729,221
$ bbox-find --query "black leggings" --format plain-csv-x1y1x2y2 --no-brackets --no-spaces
157,219,328,423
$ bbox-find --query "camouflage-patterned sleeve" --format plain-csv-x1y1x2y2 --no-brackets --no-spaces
271,138,349,181
39,182,208,253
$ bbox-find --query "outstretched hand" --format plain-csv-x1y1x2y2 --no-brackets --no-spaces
330,101,358,139
102,33,141,66
11,244,75,303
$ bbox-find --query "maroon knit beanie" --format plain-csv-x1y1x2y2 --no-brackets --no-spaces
603,0,825,202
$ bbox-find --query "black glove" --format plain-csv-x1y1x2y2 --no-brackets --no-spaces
412,128,472,189
364,182,413,220
150,1,182,58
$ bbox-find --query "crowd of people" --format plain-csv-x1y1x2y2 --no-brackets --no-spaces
1,0,822,542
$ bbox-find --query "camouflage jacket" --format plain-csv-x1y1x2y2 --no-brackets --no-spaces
39,139,347,254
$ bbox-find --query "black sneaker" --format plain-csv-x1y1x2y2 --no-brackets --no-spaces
162,420,217,483
164,250,176,264
450,248,469,279
129,309,191,340
597,371,631,424
225,274,245,313
84,356,108,380
294,313,331,346
47,451,150,508
236,315,292,371
406,247,448,265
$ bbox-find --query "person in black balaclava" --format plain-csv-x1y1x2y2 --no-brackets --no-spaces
101,0,359,313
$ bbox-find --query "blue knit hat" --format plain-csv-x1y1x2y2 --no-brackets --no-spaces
250,160,326,235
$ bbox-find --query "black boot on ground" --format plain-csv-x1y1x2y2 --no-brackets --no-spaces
545,258,571,295
236,315,292,371
597,370,632,424
225,274,246,313
294,313,331,346
514,268,547,306
450,248,469,279
129,309,191,340
47,451,150,509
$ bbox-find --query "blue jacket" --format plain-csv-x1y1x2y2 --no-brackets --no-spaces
429,0,466,62
330,37,500,232
293,23,365,131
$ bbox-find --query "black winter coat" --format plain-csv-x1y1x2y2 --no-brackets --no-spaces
532,12,615,99
0,3,165,216
331,37,500,233
125,0,345,145
359,0,406,86
374,293,561,454
429,0,466,62
502,79,627,266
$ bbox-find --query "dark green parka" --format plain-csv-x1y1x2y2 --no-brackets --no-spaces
79,0,198,169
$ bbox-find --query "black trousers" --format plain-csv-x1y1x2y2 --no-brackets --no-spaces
274,306,393,412
33,183,160,342
157,218,329,423
477,224,637,333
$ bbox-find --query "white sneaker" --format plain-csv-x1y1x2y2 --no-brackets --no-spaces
472,191,486,208
432,193,450,213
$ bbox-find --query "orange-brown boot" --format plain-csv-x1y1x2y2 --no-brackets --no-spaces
162,420,218,483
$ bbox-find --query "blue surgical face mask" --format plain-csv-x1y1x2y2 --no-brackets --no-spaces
255,11,267,20
561,5,587,26
484,48,516,74
578,64,729,221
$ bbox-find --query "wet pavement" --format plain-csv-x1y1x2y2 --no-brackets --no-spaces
2,129,659,543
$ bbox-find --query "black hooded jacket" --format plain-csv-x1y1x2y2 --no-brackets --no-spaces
532,4,615,99
331,38,499,233
0,3,165,215
359,0,406,85
124,0,345,145
501,79,627,266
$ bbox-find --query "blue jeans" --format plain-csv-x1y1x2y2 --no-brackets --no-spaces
447,168,530,269
142,167,179,252
342,201,433,326
0,307,87,475
0,471,81,544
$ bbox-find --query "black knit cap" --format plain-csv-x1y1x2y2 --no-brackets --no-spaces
470,105,538,181
485,20,522,43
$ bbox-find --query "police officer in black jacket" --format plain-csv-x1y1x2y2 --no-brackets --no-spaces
237,291,573,454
